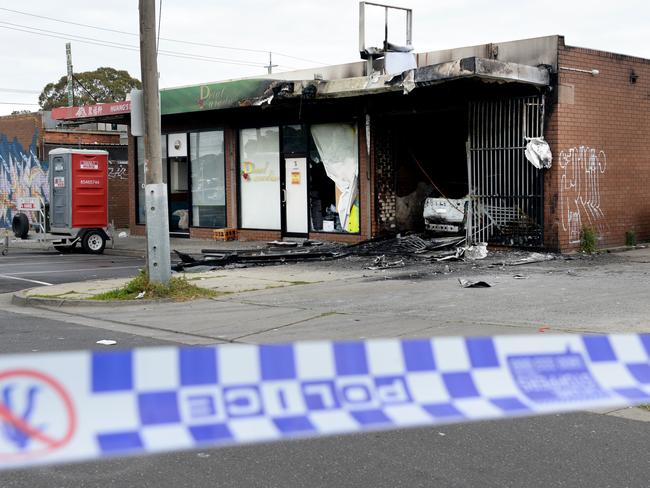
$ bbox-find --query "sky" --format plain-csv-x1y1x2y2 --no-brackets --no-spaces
0,0,648,115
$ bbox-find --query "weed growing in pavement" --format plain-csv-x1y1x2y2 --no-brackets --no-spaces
580,226,598,254
90,270,222,301
625,230,637,247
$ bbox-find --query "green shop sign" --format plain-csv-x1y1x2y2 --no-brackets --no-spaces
161,79,273,115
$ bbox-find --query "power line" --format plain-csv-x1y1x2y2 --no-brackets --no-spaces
0,23,285,69
72,74,98,103
0,6,325,66
0,102,39,105
0,21,270,66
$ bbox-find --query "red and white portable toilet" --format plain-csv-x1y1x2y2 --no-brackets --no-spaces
49,148,110,253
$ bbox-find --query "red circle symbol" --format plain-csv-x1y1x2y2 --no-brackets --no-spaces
0,369,76,461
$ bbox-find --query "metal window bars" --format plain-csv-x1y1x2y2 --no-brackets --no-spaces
466,95,545,247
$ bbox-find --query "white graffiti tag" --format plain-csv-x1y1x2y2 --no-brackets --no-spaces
108,161,128,180
559,146,607,243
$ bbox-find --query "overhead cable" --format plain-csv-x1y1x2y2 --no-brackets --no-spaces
0,23,278,68
0,6,324,65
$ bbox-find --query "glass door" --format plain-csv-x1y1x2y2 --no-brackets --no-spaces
167,133,190,236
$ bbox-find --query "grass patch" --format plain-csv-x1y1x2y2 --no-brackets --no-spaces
90,270,222,301
637,404,650,412
31,290,82,299
625,230,637,247
580,226,598,254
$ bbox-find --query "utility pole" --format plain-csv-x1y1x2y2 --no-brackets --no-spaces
266,52,278,74
65,43,73,106
139,0,171,283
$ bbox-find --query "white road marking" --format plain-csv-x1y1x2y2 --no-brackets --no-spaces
5,265,141,276
0,274,53,286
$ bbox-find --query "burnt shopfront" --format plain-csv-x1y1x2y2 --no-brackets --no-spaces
132,83,370,241
130,54,551,246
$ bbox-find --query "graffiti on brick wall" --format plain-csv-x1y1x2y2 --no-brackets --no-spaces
559,145,607,244
108,160,128,180
0,131,49,228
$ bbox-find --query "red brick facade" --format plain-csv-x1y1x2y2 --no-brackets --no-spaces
0,113,43,156
107,160,130,229
44,130,120,146
545,39,650,250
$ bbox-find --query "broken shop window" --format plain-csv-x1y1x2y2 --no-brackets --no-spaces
309,123,360,234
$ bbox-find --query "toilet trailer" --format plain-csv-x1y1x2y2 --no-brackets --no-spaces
49,148,110,253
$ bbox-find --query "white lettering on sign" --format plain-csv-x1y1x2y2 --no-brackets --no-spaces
80,160,99,170
80,179,100,185
109,103,130,113
16,197,41,211
54,177,65,188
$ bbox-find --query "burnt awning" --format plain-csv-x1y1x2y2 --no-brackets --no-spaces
412,57,550,88
313,56,550,98
48,57,550,121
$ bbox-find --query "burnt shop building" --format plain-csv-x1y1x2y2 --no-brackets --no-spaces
131,35,553,245
59,35,650,251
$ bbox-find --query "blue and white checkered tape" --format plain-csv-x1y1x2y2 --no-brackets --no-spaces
1,334,650,469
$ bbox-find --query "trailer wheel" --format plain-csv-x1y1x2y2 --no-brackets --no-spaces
82,230,106,254
11,213,29,239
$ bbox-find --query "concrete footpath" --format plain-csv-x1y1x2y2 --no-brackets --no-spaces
8,243,650,348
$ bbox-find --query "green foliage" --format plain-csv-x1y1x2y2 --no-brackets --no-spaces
90,270,220,301
625,230,637,247
39,67,141,110
580,226,598,254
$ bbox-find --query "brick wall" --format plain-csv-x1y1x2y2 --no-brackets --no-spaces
44,130,120,146
0,113,43,156
372,119,397,233
108,160,129,228
546,40,650,250
225,126,238,230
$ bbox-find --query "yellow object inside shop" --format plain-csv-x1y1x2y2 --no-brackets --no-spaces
347,203,359,233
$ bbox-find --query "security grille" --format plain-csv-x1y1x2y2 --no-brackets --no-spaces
466,96,545,247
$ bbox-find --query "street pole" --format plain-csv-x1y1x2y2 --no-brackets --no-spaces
139,0,171,283
65,43,73,106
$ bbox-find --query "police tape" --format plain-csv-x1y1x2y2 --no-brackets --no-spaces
1,333,650,469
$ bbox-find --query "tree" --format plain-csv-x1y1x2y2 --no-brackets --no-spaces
38,67,142,110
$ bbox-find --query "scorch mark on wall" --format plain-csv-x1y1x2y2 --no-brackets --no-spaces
559,145,607,244
0,132,48,228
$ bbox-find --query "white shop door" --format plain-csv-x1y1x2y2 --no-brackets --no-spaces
284,157,308,235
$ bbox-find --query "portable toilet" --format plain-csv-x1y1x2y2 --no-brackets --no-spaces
49,148,110,253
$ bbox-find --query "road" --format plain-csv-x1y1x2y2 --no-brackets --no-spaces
0,249,143,294
1,249,650,487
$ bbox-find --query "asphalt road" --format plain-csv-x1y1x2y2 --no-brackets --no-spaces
0,249,143,294
1,250,650,487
